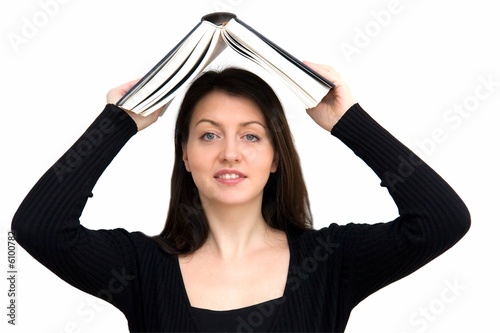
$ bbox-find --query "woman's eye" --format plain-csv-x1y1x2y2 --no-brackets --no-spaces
244,134,259,142
202,133,217,141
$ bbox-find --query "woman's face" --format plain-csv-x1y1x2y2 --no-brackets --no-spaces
182,91,278,208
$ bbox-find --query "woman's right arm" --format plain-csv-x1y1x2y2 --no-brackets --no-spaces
11,82,162,310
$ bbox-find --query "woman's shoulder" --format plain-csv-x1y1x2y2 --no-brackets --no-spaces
128,231,175,255
288,222,383,253
106,229,178,263
289,222,363,240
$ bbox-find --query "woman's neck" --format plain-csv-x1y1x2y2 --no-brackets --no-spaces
201,201,275,259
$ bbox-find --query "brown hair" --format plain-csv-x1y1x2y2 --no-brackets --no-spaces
153,67,312,255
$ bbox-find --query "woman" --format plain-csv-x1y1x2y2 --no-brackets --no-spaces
12,63,470,332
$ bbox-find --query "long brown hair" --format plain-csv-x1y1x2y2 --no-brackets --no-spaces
153,67,312,255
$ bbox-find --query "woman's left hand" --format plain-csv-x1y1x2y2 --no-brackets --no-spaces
304,61,356,132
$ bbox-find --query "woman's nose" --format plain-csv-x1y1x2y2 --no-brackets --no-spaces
219,139,241,163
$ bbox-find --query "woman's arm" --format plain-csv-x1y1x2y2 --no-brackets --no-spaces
11,82,163,311
11,104,138,306
331,103,470,305
305,62,470,306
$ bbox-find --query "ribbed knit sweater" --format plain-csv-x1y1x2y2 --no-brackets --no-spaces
11,103,470,332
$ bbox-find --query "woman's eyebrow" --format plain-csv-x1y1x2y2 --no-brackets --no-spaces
240,120,267,129
194,119,266,129
194,119,221,127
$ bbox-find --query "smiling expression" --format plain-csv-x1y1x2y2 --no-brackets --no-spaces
182,91,278,208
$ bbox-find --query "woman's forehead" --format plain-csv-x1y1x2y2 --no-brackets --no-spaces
190,91,267,126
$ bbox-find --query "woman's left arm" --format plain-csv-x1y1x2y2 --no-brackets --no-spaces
306,62,471,305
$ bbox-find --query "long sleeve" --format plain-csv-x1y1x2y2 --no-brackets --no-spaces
10,102,472,332
11,104,143,316
330,103,471,308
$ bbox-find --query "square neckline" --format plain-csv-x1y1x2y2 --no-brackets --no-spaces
173,232,294,313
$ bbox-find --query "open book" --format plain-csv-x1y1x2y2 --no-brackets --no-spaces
117,12,333,116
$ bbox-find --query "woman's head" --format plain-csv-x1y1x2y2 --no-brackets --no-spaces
154,67,312,254
181,89,279,211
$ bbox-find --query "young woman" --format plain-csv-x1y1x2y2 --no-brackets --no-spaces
12,63,470,332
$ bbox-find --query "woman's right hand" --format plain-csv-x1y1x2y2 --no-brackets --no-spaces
106,79,163,131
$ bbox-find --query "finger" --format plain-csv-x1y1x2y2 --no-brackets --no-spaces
304,61,341,84
304,61,338,74
119,78,141,92
107,78,141,105
114,79,141,99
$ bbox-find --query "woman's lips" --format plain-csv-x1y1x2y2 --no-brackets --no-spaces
214,169,247,184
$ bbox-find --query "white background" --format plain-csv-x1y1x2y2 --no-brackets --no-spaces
1,0,499,332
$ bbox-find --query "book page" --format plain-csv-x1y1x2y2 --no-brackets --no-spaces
121,23,216,113
132,23,228,115
223,20,331,108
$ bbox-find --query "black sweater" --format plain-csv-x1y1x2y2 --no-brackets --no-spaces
12,103,470,332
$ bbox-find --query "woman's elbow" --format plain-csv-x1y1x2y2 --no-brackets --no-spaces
454,201,471,239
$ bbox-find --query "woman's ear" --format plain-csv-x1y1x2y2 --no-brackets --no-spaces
271,154,279,173
182,143,191,172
